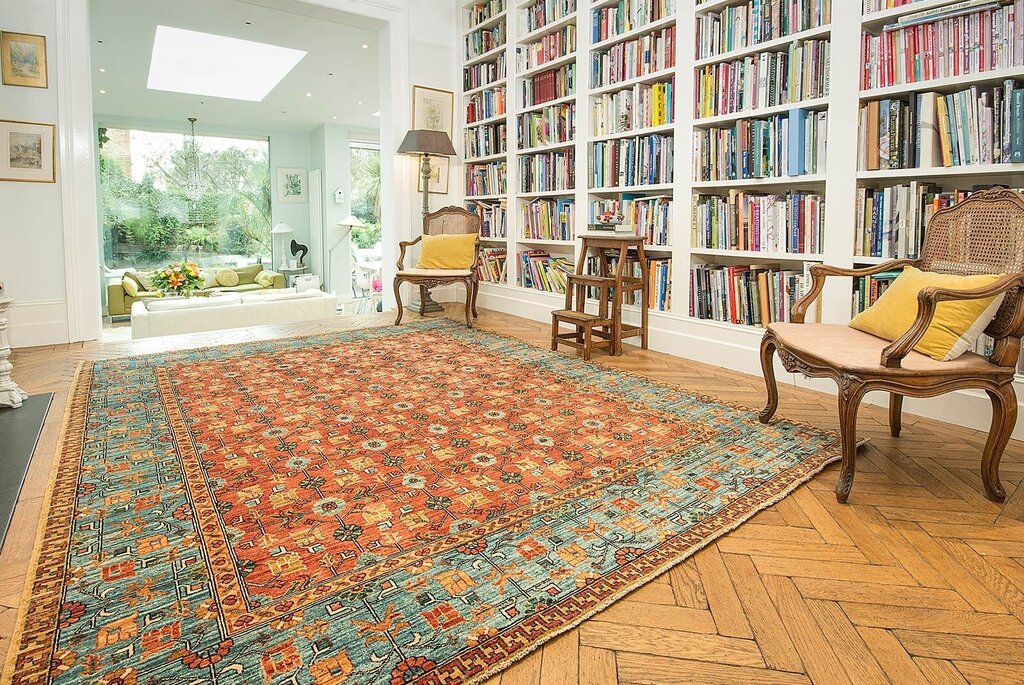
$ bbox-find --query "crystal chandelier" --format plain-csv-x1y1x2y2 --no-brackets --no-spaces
182,117,209,225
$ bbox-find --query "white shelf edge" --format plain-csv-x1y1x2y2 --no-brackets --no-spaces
860,66,1024,99
589,123,676,142
590,67,677,96
516,12,579,45
691,174,826,189
858,164,1024,180
464,43,508,67
693,97,830,127
694,24,832,68
590,14,678,53
516,51,578,80
690,248,825,261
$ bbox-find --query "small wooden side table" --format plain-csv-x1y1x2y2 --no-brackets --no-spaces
0,298,28,409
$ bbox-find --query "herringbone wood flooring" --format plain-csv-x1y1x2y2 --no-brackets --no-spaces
3,307,1024,685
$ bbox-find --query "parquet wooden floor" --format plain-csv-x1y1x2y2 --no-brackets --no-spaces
4,307,1024,685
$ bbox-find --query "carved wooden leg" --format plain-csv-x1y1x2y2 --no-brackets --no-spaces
836,379,867,504
889,393,904,437
981,383,1016,502
758,333,779,424
463,280,473,327
419,286,428,317
471,280,480,318
393,280,405,325
551,317,559,352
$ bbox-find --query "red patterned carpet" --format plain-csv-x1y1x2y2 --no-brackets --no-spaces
4,320,837,684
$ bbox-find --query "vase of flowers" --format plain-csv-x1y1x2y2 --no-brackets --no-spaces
152,261,204,297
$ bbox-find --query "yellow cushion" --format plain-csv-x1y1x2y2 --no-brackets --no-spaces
416,234,477,270
254,270,276,288
849,266,1004,361
215,269,240,287
121,276,139,298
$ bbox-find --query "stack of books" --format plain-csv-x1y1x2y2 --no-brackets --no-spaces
466,161,508,196
523,198,575,240
590,195,672,245
466,87,506,123
591,25,676,88
464,53,507,91
696,0,832,59
517,102,576,149
521,63,577,106
519,148,576,192
695,39,831,119
517,25,577,72
852,269,902,315
477,248,509,283
468,1,505,28
465,121,508,159
860,1,1024,90
519,250,575,291
584,252,673,311
591,133,674,187
690,263,813,326
591,0,677,43
592,78,675,136
521,0,577,35
466,23,505,60
693,109,827,181
693,190,824,254
468,200,508,238
859,82,1024,170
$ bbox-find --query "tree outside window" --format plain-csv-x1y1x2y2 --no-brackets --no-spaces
350,142,382,250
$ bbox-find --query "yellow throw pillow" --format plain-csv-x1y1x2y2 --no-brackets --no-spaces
121,275,139,298
254,271,277,288
416,234,477,270
849,266,1004,361
215,269,240,287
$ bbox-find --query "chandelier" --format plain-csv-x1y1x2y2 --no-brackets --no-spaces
182,117,209,225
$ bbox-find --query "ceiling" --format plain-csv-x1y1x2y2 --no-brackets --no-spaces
89,0,383,133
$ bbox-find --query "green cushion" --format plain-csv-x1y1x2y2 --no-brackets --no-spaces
215,269,240,287
254,271,277,288
234,264,263,285
121,276,139,298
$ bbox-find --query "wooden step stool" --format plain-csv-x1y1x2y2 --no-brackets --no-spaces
551,234,650,360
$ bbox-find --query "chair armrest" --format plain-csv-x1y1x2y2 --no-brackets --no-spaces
880,273,1024,368
791,259,918,323
396,236,423,270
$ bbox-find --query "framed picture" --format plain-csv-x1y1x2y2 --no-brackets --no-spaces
417,155,450,195
276,167,307,203
412,85,454,139
1,120,55,183
1,32,47,88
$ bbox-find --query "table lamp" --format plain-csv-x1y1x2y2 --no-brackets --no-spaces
271,223,294,270
398,129,457,218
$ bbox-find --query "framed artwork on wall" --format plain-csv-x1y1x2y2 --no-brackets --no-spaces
412,85,454,139
417,155,450,195
1,119,55,183
276,167,308,203
1,32,48,88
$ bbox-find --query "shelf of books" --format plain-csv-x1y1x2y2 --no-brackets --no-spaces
853,0,1024,313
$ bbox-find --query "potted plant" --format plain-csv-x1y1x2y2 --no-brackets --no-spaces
152,261,204,298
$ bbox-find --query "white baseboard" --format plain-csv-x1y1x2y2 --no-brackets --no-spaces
475,284,1024,441
7,300,69,348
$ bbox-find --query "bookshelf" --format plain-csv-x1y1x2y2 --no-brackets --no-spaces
457,0,1024,345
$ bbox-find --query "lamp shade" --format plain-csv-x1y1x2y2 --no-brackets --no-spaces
397,129,456,157
339,215,365,228
271,223,294,235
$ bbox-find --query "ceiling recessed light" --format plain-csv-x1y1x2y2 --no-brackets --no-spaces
99,67,106,73
306,92,312,97
373,111,380,117
357,100,363,105
99,89,107,94
362,44,369,49
147,26,306,102
332,115,338,120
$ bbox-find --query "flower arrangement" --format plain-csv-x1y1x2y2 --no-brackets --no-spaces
152,261,204,297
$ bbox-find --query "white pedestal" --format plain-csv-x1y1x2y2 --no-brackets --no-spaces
0,298,28,409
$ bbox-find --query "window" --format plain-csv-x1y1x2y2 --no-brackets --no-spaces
350,140,381,250
97,126,272,270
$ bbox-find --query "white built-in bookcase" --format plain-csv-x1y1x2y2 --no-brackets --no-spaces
456,0,1024,426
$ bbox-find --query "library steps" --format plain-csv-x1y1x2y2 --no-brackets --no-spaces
5,306,1024,684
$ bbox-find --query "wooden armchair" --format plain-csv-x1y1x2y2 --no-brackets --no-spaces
760,188,1024,505
394,206,481,327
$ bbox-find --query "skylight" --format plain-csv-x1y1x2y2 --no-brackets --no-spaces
147,26,306,102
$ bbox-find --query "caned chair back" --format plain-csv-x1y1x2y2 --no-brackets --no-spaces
919,188,1024,355
423,206,482,236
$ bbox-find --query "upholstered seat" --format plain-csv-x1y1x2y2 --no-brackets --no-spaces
768,323,1004,378
397,268,472,277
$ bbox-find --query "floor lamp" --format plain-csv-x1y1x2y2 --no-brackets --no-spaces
398,129,457,313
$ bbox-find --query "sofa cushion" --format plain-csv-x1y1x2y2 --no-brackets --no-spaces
145,294,241,312
126,271,157,291
199,268,219,288
121,276,140,298
241,290,322,304
416,234,477,270
234,264,264,285
215,269,240,287
255,270,277,288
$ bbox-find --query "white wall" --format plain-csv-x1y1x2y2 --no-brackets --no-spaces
0,1,72,347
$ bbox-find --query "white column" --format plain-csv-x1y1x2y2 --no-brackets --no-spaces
0,298,29,409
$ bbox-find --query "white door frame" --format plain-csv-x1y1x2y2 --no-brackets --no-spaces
58,0,413,340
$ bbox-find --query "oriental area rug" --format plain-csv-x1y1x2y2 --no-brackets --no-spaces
4,319,839,685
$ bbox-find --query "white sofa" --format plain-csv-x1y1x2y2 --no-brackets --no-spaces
131,290,338,339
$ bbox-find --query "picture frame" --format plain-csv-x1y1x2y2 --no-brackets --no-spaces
1,119,55,183
412,85,454,139
417,155,450,195
1,31,47,88
276,167,307,203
